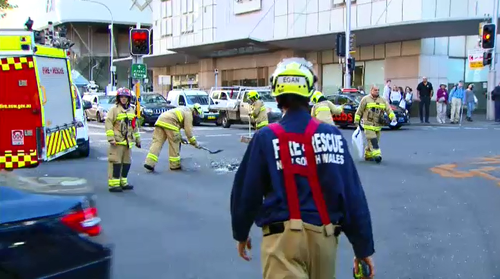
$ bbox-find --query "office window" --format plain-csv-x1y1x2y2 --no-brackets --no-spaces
182,0,188,14
166,0,172,17
166,18,173,35
187,14,194,32
162,1,167,18
161,19,167,36
188,0,194,13
181,15,187,32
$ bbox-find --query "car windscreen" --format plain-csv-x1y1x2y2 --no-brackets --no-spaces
141,94,167,104
256,91,274,102
186,94,214,105
99,96,113,104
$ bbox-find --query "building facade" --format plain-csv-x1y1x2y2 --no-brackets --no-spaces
116,0,498,112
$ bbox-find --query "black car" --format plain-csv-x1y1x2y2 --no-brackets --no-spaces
0,186,112,279
310,92,409,129
136,93,176,126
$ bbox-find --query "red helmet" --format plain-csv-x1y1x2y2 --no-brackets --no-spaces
117,87,132,97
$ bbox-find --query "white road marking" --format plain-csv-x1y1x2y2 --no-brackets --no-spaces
205,134,232,137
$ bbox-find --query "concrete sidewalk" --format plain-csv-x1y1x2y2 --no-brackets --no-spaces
410,114,500,128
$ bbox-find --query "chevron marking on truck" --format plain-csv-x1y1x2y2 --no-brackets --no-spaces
46,127,77,157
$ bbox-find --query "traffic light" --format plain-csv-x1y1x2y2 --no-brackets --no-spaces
349,33,356,53
483,51,493,66
129,28,150,55
336,33,346,57
347,57,355,72
481,23,496,49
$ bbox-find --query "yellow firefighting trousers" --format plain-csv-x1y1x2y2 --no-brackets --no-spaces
145,127,182,170
107,144,132,189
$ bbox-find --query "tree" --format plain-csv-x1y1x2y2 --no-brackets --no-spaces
0,0,18,19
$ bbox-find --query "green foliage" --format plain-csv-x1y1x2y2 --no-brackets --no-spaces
0,0,18,19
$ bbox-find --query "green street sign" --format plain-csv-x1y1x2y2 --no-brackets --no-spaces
131,63,147,79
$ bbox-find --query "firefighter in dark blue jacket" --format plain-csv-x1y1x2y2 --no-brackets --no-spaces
230,58,375,279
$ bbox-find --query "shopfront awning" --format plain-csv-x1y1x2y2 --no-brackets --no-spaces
265,17,485,51
112,53,198,68
168,38,281,58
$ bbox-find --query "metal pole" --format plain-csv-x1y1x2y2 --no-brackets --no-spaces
344,0,352,89
487,0,498,120
215,69,218,87
81,0,114,93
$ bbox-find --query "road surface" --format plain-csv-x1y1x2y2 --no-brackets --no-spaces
14,122,500,278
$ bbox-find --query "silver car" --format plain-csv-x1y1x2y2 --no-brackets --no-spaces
85,95,114,122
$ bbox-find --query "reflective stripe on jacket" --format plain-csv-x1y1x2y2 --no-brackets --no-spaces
105,104,140,148
354,95,395,130
155,107,196,143
250,100,269,128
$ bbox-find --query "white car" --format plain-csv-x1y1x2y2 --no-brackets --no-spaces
166,89,219,125
74,88,91,157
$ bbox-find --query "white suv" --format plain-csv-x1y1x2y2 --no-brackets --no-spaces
74,87,90,157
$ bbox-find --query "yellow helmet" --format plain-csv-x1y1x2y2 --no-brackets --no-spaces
310,91,323,104
192,103,204,118
270,58,317,98
248,91,259,100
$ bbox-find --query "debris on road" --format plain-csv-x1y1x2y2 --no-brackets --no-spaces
210,160,240,173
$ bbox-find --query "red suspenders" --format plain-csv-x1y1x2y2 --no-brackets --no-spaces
268,119,334,236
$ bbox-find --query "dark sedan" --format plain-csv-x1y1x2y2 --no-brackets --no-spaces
0,186,112,279
318,92,409,129
137,93,176,126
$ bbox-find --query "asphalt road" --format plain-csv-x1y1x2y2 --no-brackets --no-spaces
15,121,500,279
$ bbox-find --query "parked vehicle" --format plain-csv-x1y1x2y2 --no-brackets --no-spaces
166,89,219,125
134,93,176,126
0,185,112,278
208,86,282,128
83,94,114,123
74,87,91,157
323,91,409,130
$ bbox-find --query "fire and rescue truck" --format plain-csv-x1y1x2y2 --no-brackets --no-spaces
0,29,78,170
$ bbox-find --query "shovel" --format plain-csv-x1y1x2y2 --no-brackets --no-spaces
181,138,223,154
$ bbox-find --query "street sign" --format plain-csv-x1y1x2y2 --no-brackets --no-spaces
131,63,147,79
468,49,484,70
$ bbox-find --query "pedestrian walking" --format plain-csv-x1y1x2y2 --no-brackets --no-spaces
143,104,203,172
404,86,413,116
448,81,466,124
355,85,396,163
436,84,448,124
492,82,500,122
230,57,375,279
465,84,476,122
416,77,433,123
104,88,141,193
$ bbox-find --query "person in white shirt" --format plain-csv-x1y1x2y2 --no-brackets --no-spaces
389,86,403,105
383,80,391,101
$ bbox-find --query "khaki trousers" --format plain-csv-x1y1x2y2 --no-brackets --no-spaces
261,221,339,279
144,127,181,169
450,97,462,122
364,129,381,158
107,144,131,188
436,102,447,123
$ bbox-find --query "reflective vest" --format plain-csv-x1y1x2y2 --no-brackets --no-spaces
267,119,335,236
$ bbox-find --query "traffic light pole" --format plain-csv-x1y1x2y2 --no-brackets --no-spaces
134,22,143,119
486,0,498,121
344,0,352,89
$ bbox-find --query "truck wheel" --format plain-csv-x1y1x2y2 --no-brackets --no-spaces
78,140,90,157
222,113,231,128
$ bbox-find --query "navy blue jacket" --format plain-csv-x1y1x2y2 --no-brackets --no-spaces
230,109,375,259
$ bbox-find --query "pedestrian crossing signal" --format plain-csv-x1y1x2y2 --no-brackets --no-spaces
129,28,150,55
481,24,495,49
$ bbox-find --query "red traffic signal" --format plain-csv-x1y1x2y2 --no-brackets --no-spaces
481,23,496,49
129,28,150,56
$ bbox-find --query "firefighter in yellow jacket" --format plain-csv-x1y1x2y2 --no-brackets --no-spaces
143,104,203,171
105,88,141,192
354,85,396,163
310,91,343,125
247,91,269,129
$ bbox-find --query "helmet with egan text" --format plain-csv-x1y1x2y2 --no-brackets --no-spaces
269,58,317,98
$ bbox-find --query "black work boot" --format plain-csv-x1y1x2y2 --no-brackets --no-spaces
120,164,134,190
109,187,123,193
144,164,154,172
170,166,182,171
109,164,123,192
374,156,382,163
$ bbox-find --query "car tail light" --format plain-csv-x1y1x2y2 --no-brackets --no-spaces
61,207,101,236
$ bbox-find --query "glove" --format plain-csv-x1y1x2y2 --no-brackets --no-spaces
190,140,198,147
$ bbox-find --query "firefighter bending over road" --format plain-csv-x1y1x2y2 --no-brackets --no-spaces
105,88,141,193
248,90,269,129
143,104,202,171
231,58,375,279
354,85,396,163
310,90,343,125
